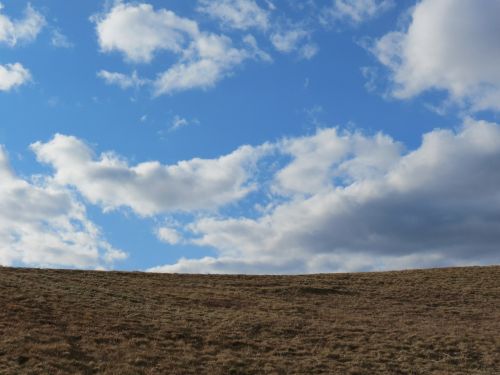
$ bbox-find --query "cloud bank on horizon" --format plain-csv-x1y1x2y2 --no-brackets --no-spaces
1,0,500,273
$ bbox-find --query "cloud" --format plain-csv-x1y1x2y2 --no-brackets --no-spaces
93,2,198,63
51,29,73,48
273,127,402,195
0,2,45,46
320,0,394,26
171,116,189,130
0,4,43,93
242,34,272,62
198,0,317,60
0,63,31,91
94,2,266,95
167,115,200,132
156,226,182,245
0,146,126,269
31,134,271,216
197,0,270,31
270,26,318,59
360,66,379,92
151,119,500,274
153,33,250,95
97,70,148,89
371,0,500,112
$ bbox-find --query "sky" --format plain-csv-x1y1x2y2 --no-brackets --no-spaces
1,0,500,274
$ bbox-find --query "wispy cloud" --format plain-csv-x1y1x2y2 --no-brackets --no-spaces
169,115,200,131
51,29,73,48
0,2,46,46
320,0,394,26
197,0,270,31
97,70,148,90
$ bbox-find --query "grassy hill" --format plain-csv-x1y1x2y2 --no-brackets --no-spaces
0,266,498,374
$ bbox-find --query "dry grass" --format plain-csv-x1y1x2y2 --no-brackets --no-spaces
0,265,499,374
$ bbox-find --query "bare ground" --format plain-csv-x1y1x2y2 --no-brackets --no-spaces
0,265,499,374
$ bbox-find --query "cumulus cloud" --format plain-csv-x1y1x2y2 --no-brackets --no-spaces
273,128,402,196
97,70,148,89
0,2,45,46
151,119,500,274
94,2,266,95
0,146,126,269
156,226,182,245
93,2,198,63
0,3,43,93
31,134,271,216
372,0,500,112
197,0,270,31
0,63,31,91
320,0,394,26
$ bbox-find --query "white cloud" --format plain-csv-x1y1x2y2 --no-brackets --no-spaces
31,134,271,216
270,26,318,59
0,145,126,269
171,116,188,130
197,0,270,31
299,43,319,60
97,70,147,89
273,128,402,195
8,120,498,274
0,63,31,91
51,29,73,48
0,2,45,46
264,0,276,11
198,0,317,60
156,226,182,245
94,2,265,95
372,0,500,112
153,33,250,95
150,119,500,274
0,4,43,93
360,66,379,92
93,2,198,63
321,0,394,26
242,34,272,62
271,28,307,53
168,115,200,132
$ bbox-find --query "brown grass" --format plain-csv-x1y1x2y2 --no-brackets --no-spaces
0,265,499,374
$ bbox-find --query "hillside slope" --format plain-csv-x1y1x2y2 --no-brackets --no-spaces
0,266,499,374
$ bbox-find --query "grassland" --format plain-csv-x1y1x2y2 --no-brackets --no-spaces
0,266,498,374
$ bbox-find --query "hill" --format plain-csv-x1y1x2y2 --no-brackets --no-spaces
0,266,499,374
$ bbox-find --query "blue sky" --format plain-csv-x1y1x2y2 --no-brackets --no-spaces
1,0,499,273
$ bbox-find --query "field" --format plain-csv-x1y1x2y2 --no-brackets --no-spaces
0,266,498,374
